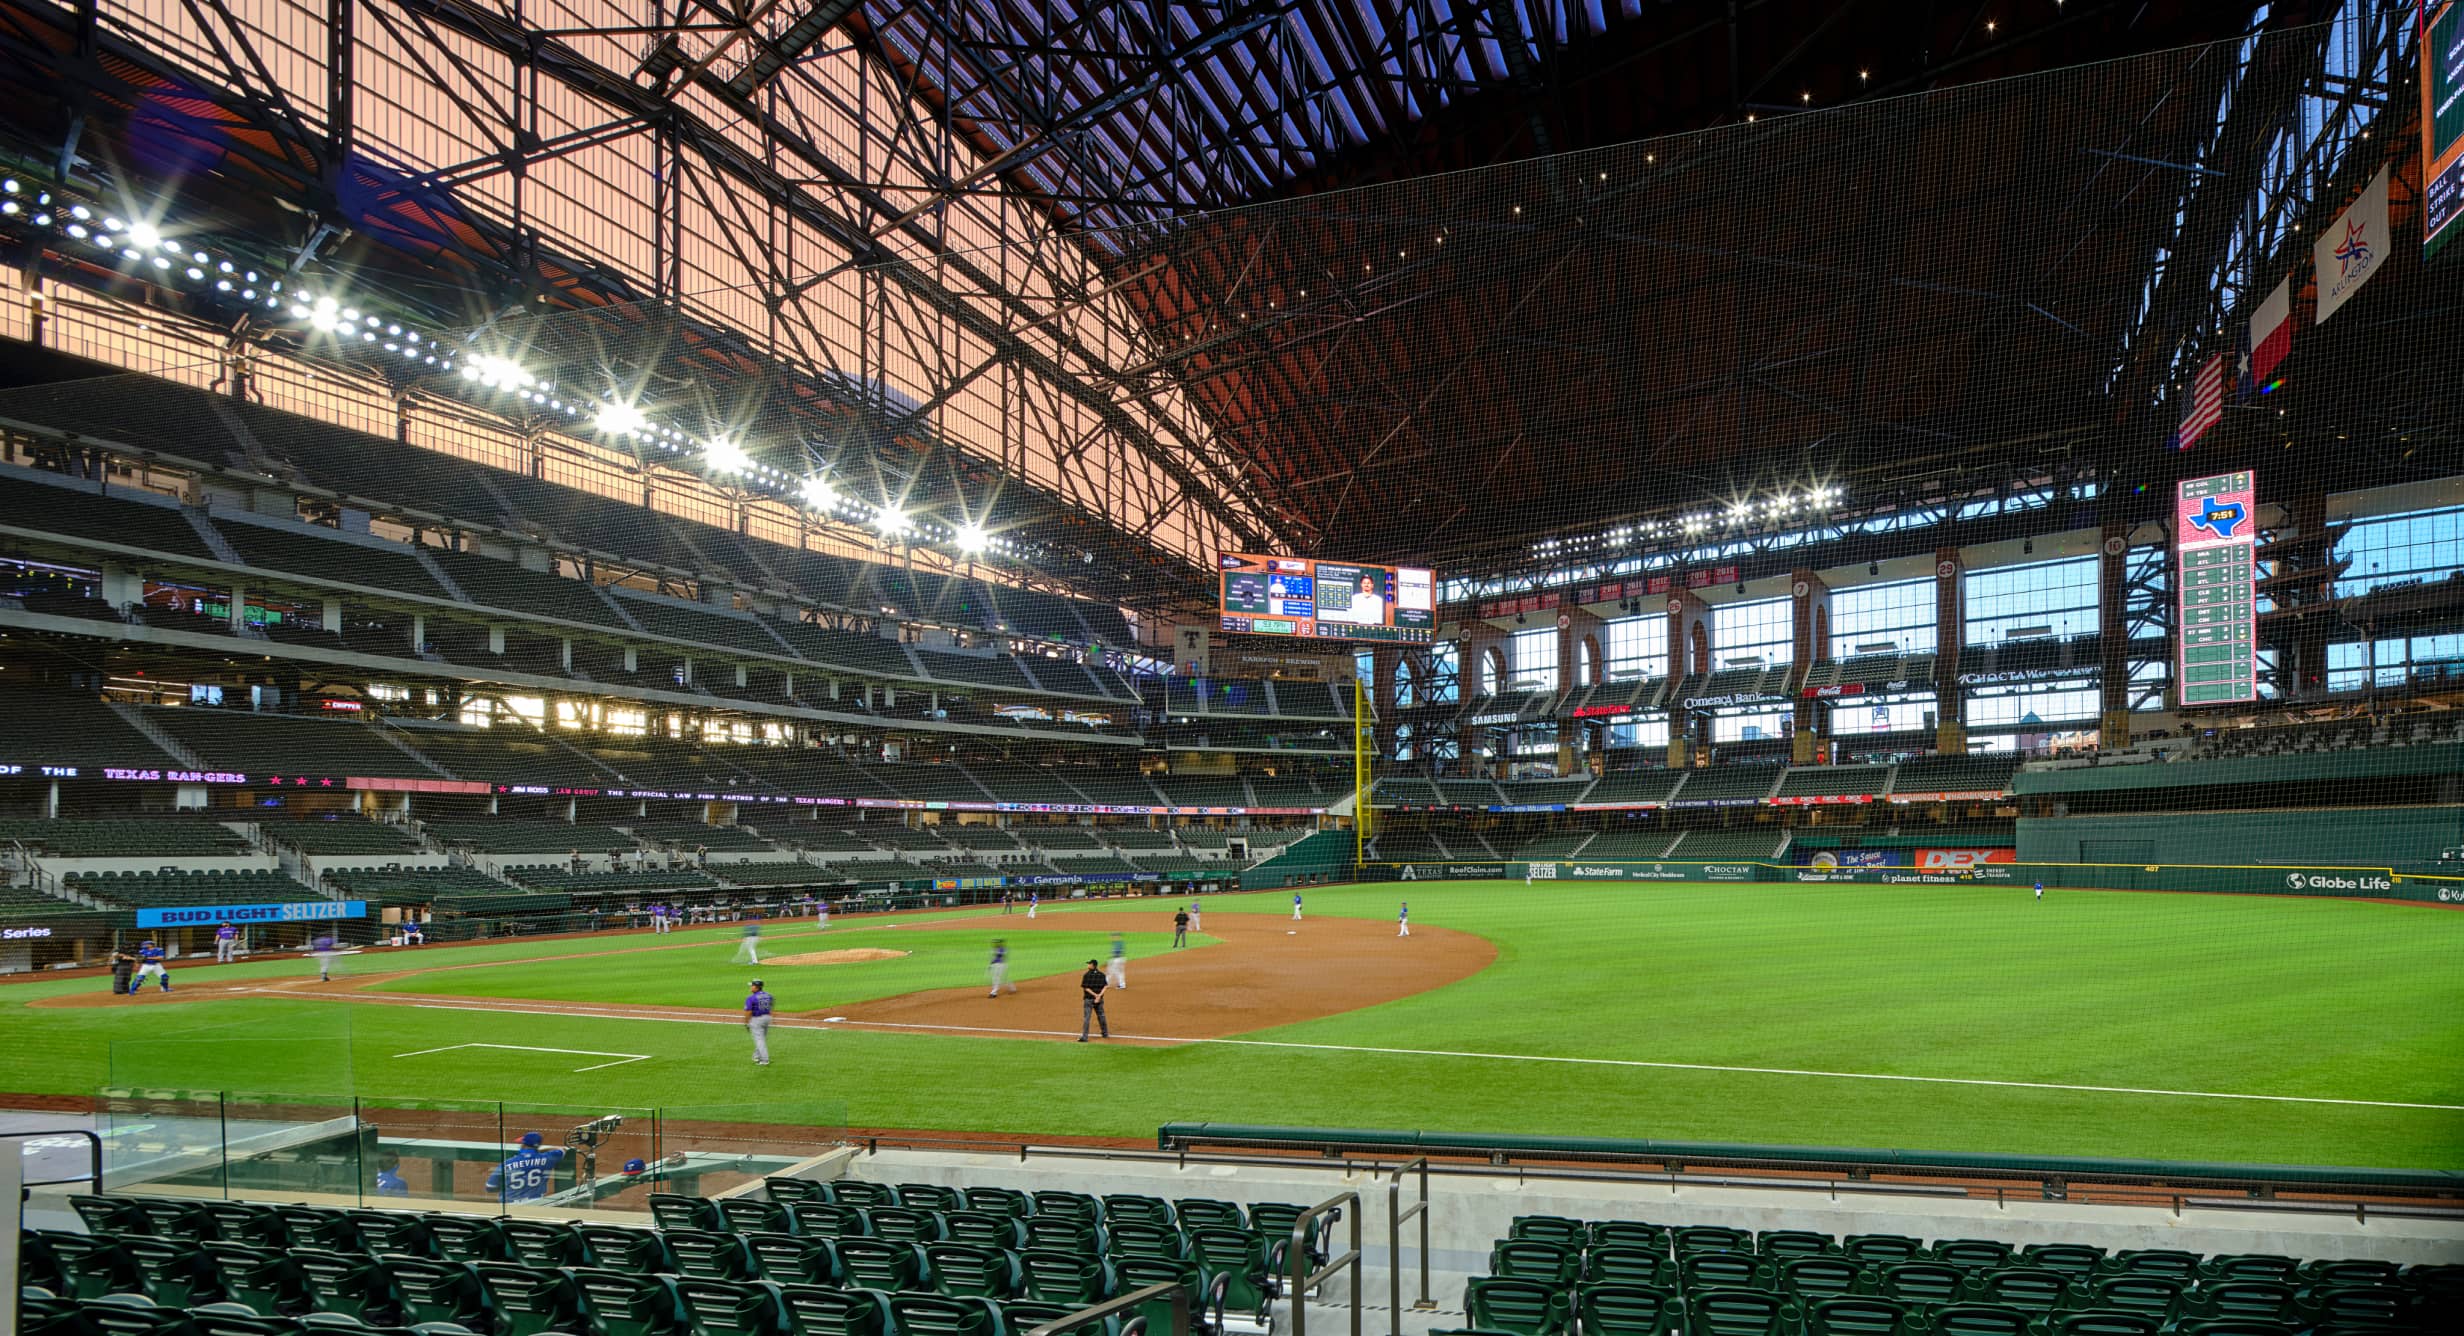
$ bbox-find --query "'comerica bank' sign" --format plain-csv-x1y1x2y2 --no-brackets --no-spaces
137,901,367,928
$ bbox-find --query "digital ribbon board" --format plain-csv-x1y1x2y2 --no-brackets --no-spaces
2176,470,2259,705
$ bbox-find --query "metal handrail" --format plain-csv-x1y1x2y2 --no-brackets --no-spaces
1387,1157,1433,1335
1288,1189,1361,1336
3,1128,105,1191
1025,1279,1190,1336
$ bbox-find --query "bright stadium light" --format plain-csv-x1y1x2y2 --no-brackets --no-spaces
955,522,989,553
703,436,751,474
800,476,839,510
874,506,909,536
595,402,648,436
309,296,342,333
125,221,161,250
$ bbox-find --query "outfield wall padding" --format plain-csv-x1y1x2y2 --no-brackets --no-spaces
1359,858,2464,902
2016,807,2464,868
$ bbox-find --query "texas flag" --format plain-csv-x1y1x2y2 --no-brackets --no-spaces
2246,276,2292,387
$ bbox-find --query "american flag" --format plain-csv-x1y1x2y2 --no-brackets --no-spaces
2176,352,2225,449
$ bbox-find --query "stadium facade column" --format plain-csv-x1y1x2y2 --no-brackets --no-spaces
227,583,249,634
1789,569,1832,763
1932,548,1967,754
1665,589,1712,767
1369,646,1401,759
2098,522,2132,747
2286,489,2332,699
98,562,141,610
1560,605,1605,771
487,624,506,655
322,597,342,631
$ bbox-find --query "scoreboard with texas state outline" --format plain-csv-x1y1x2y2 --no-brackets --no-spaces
2176,470,2260,705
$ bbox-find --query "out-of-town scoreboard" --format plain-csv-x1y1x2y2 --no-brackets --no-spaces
2176,470,2260,705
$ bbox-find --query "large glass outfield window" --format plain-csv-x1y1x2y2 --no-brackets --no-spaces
2333,505,2464,598
1509,627,1559,692
1830,578,1937,655
1603,615,1668,681
1966,556,2099,642
1712,597,1793,666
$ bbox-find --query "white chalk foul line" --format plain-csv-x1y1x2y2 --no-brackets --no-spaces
224,990,2463,1113
391,1041,651,1073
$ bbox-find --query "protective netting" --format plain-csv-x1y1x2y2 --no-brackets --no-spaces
0,14,2457,1165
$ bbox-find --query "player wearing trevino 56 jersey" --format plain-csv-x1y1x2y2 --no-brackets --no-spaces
484,1132,567,1205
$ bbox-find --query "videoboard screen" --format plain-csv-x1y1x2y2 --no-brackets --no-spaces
2176,470,2259,706
2427,1,2464,258
1218,554,1434,642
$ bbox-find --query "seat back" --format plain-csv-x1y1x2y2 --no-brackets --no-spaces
1101,1221,1186,1262
1778,1257,1867,1300
1464,1277,1570,1336
666,1230,758,1281
186,1305,299,1336
2105,1250,2199,1280
886,1294,1000,1336
867,1207,947,1245
1489,1241,1580,1287
82,1297,202,1336
924,1243,1022,1299
1586,1222,1670,1255
1099,1196,1174,1228
1173,1200,1245,1232
897,1184,964,1212
962,1188,1033,1221
787,1203,872,1239
675,1278,789,1336
1672,1227,1752,1257
425,1218,513,1264
1877,1263,1972,1307
1017,1250,1114,1307
292,1248,398,1322
1103,1258,1202,1336
1930,1241,2012,1272
2017,1245,2106,1280
1186,1227,1271,1318
829,1182,897,1210
472,1263,587,1336
2202,1255,2300,1284
2196,1281,2298,1321
1804,1297,1915,1336
1576,1283,1681,1336
2305,1283,2410,1328
502,1221,587,1269
198,1242,311,1318
2089,1276,2184,1316
1029,1192,1101,1224
943,1212,1027,1251
774,1286,891,1336
576,1225,676,1275
127,1199,217,1243
2050,1313,2162,1336
568,1267,688,1336
1682,1287,1793,1336
71,1197,149,1235
120,1236,226,1309
1020,1217,1101,1255
273,1209,359,1253
995,1300,1119,1336
651,1195,724,1232
1927,1306,2035,1336
346,1213,437,1260
1677,1252,1774,1294
1583,1246,1672,1290
1756,1232,1835,1259
1508,1216,1589,1248
835,1238,927,1292
201,1204,284,1246
379,1259,492,1330
761,1177,830,1204
1841,1236,1924,1267
744,1232,841,1286
1978,1268,2072,1313
716,1200,791,1235
2303,1259,2399,1286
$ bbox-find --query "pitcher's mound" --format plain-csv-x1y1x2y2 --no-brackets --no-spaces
769,948,909,966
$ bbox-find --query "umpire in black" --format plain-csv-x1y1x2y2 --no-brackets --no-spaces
1077,958,1111,1042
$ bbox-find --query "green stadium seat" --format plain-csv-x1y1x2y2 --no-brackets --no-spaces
1803,1296,1919,1336
127,1199,218,1244
275,1208,362,1254
2202,1255,2302,1283
1683,1288,1795,1336
1029,1192,1101,1225
1929,1241,2012,1272
1488,1239,1580,1288
834,1239,929,1292
865,1208,946,1245
1755,1231,1835,1259
1582,1246,1674,1289
716,1201,793,1236
961,1188,1033,1222
652,1196,726,1233
2016,1245,2104,1280
121,1236,227,1309
1508,1217,1590,1249
897,1185,964,1212
1099,1222,1186,1263
1172,1199,1246,1233
83,1294,203,1336
2103,1250,2200,1281
676,1278,792,1336
886,1294,1002,1336
294,1249,402,1324
568,1269,688,1336
942,1213,1026,1251
1975,1268,2072,1313
2171,1322,2298,1336
1672,1228,1753,1257
188,1303,302,1336
2301,1259,2400,1287
19,1292,93,1336
423,1219,513,1265
1926,1306,2035,1336
376,1260,493,1332
665,1231,759,1281
1677,1252,1777,1294
2048,1313,2163,1336
198,1243,312,1317
348,1213,438,1260
577,1226,677,1275
743,1232,843,1286
202,1204,287,1247
830,1183,897,1211
993,1300,1121,1336
1185,1226,1274,1321
1016,1250,1116,1306
501,1222,587,1269
72,1199,149,1235
1098,1196,1174,1228
1104,1257,1202,1336
924,1243,1023,1299
20,1231,73,1295
787,1204,872,1239
2186,1281,2302,1323
1464,1277,1572,1336
762,1178,829,1204
1019,1218,1102,1255
1575,1283,1682,1336
471,1264,587,1336
2303,1283,2413,1329
1875,1263,1974,1308
2087,1275,2185,1316
774,1286,891,1336
301,1315,419,1336
1777,1257,1868,1300
1242,1203,1326,1266
1841,1236,1924,1267
1585,1222,1670,1255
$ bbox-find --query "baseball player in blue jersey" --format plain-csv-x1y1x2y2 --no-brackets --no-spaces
734,917,762,964
1106,933,1128,990
134,940,171,992
213,922,238,963
1189,900,1201,933
2034,881,2044,902
987,938,1015,996
483,1132,566,1205
1027,891,1039,919
374,1153,408,1197
1292,892,1303,921
745,979,774,1066
1398,901,1410,937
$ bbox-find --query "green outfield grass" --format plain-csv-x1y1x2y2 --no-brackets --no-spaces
8,883,2461,1168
